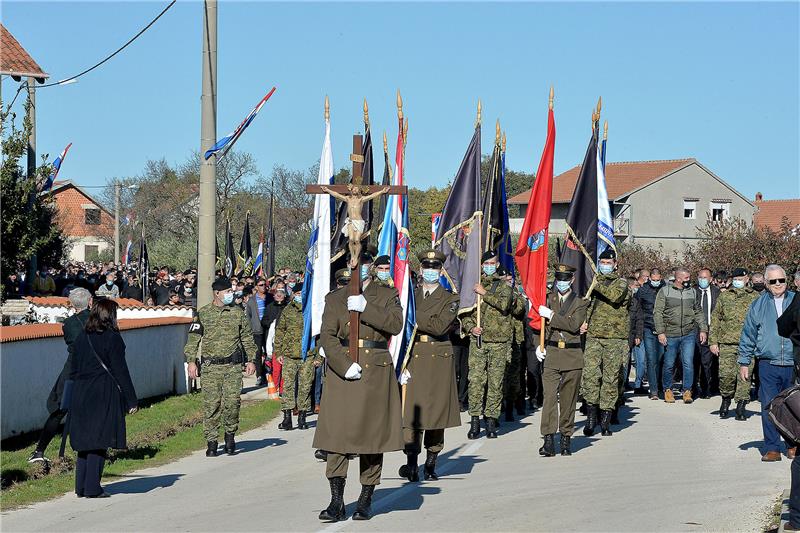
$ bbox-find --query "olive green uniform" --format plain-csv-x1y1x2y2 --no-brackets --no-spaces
274,300,321,412
709,287,758,401
184,303,257,441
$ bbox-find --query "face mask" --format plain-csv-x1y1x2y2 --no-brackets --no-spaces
681,280,691,289
376,271,391,282
482,264,497,276
753,283,766,292
360,264,370,281
106,280,114,286
632,287,639,294
293,294,302,305
185,288,193,294
422,269,440,284
650,280,661,288
598,264,614,275
288,282,296,288
221,292,234,305
698,278,710,289
556,280,571,294
732,280,746,289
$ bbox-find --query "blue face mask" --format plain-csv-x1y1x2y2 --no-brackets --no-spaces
422,269,440,284
376,271,391,282
221,292,234,305
732,279,746,289
288,282,296,288
598,264,614,275
360,264,370,281
698,278,710,289
650,280,661,288
293,294,302,305
556,280,572,294
483,264,497,276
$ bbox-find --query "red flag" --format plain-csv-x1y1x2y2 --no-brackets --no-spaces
515,106,555,329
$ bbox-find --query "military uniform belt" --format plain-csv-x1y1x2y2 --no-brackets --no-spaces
340,339,388,349
203,355,235,365
546,340,581,349
416,334,449,343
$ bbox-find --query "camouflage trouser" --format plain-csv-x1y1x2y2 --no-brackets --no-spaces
201,363,242,441
468,341,509,419
503,341,522,403
581,338,628,410
718,344,753,402
281,357,316,411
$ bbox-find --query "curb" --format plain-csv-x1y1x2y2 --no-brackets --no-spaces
779,489,790,533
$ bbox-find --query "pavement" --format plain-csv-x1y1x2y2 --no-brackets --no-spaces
1,390,791,532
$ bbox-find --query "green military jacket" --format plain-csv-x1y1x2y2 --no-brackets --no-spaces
586,273,631,340
461,274,526,343
709,287,759,346
184,302,257,364
274,300,304,360
545,290,590,371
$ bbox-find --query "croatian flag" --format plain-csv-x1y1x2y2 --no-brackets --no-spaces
300,115,334,360
204,87,276,161
122,239,133,266
253,230,264,278
42,143,72,192
596,146,616,259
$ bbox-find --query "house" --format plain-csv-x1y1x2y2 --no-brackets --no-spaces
508,158,757,253
47,180,114,262
753,193,800,233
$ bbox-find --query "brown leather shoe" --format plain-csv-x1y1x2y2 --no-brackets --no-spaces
664,389,675,403
292,408,299,416
682,390,693,404
762,451,782,462
788,447,797,459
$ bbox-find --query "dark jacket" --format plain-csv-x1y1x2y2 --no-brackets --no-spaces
121,283,144,302
636,282,663,332
151,283,171,306
628,293,644,348
47,309,90,413
261,300,287,332
69,329,138,451
695,285,721,330
777,294,800,363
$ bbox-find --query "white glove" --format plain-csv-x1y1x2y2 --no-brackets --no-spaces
399,369,411,386
535,346,546,362
344,362,362,380
538,305,554,320
347,295,367,313
318,347,326,359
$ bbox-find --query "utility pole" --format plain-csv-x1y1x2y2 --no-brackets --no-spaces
26,77,38,279
197,0,218,307
114,182,121,263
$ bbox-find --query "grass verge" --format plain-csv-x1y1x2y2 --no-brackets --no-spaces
1,394,280,510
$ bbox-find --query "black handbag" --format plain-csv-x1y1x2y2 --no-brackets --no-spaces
59,380,74,411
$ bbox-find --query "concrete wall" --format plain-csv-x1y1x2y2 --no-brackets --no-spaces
66,236,112,262
1,324,189,439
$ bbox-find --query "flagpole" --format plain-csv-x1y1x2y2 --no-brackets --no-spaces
475,99,483,348
539,87,555,351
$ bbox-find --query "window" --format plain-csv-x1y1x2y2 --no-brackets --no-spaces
84,208,101,225
683,200,697,219
710,201,730,222
84,245,99,262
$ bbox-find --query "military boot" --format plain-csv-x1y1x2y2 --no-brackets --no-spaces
278,410,294,430
467,416,481,439
223,432,236,455
719,397,731,418
398,453,419,482
206,441,218,457
579,399,588,416
424,452,439,481
583,404,598,437
735,401,747,421
297,411,308,430
352,485,375,521
600,410,613,436
611,406,620,425
486,418,498,439
539,434,556,457
318,477,346,522
560,434,572,456
505,399,515,422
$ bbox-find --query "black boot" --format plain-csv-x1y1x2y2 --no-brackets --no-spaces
352,485,375,521
735,401,747,421
505,399,515,422
560,434,572,456
424,451,439,481
486,417,498,439
579,399,588,415
611,406,620,425
206,440,218,457
600,410,613,436
398,452,419,482
223,432,236,455
297,411,308,430
467,416,481,439
278,410,294,430
583,404,598,437
314,449,328,461
516,397,526,416
719,397,731,418
539,434,556,457
318,477,346,522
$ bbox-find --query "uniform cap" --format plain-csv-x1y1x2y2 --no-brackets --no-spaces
418,248,445,266
731,267,749,277
553,263,576,280
335,268,352,283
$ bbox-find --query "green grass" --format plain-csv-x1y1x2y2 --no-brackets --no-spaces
0,394,281,510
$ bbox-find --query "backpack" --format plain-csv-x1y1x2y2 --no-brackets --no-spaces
767,385,800,445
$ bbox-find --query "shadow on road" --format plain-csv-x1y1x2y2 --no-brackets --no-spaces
369,483,442,517
236,438,287,453
104,473,183,494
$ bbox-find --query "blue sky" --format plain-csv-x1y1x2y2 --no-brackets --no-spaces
3,1,799,201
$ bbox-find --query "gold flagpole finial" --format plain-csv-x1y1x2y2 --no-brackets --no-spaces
597,96,602,116
397,90,403,122
383,131,388,153
363,98,369,126
476,99,482,127
549,86,554,110
603,120,608,140
495,119,501,144
324,95,330,121
502,131,507,153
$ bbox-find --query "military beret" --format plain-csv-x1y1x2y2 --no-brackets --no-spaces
598,248,617,260
481,250,499,263
732,267,749,277
418,248,445,266
212,278,231,291
374,255,391,267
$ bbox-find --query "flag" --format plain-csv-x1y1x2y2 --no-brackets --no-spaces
431,213,442,246
482,137,514,277
434,126,482,313
42,142,72,192
559,131,599,297
377,124,405,270
375,143,391,237
265,190,276,278
301,115,334,359
237,213,253,276
515,105,555,328
122,239,133,266
204,87,276,161
391,192,416,376
223,220,235,278
138,227,149,302
253,227,265,277
215,237,221,273
332,124,374,259
596,144,616,260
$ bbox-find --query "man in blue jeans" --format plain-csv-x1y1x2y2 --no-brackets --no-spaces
738,264,796,462
654,267,707,404
637,268,666,400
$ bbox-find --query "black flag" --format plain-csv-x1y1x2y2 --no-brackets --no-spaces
332,126,374,259
138,226,149,302
224,219,236,278
559,131,599,297
237,212,253,276
481,138,504,253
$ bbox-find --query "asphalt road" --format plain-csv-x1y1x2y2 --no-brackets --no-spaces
1,392,790,532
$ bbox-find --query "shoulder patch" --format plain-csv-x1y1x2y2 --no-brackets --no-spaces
188,319,204,335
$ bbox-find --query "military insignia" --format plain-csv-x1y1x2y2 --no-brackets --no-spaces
189,321,204,335
427,251,436,259
527,229,546,251
449,301,459,314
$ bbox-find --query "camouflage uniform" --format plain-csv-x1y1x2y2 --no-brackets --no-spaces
709,287,758,401
274,300,321,411
184,303,257,441
582,273,631,411
461,274,526,419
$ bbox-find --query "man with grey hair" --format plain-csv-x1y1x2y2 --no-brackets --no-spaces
29,288,93,463
738,264,796,462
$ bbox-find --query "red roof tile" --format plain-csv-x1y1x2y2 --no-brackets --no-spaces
0,25,48,79
0,317,192,343
25,296,191,311
508,158,695,204
754,199,800,232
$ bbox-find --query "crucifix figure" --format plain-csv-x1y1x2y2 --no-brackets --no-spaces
321,184,390,268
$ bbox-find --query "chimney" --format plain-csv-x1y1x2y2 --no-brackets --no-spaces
755,192,763,202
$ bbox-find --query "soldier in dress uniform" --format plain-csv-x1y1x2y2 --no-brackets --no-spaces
535,264,590,457
398,249,461,482
314,246,404,522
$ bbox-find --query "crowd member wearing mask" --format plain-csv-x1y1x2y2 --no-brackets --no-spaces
33,268,56,296
751,272,767,293
372,256,393,287
636,268,666,399
628,274,646,394
263,282,289,394
121,273,143,302
694,268,720,398
95,272,120,299
181,278,197,308
654,267,707,404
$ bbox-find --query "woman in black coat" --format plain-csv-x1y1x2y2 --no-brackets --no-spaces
69,298,138,498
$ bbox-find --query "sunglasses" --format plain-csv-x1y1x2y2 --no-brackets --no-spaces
256,283,266,287
767,278,786,285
